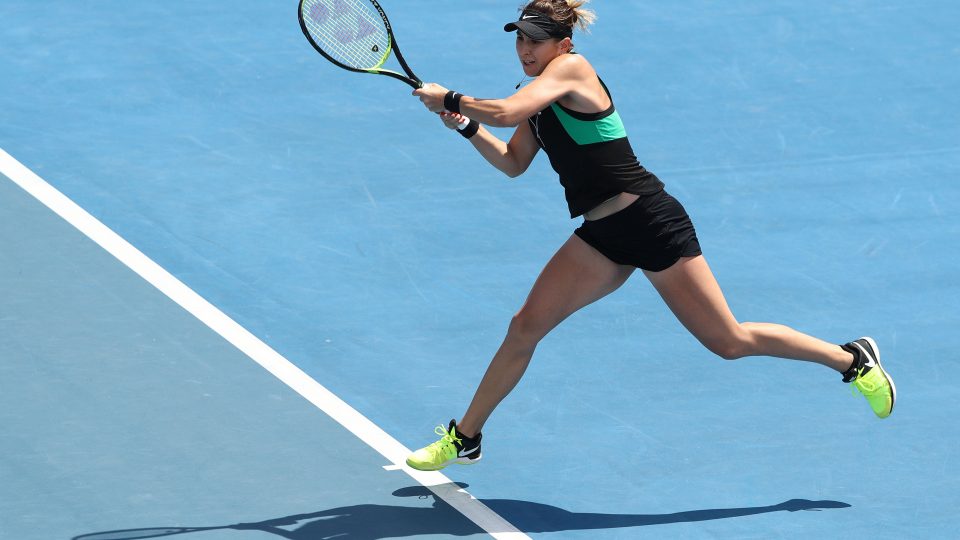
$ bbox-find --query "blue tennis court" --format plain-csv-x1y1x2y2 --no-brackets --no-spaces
1,1,958,539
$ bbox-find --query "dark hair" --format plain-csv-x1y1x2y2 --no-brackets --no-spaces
521,0,596,33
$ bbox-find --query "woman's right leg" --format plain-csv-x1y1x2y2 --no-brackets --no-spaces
456,233,635,437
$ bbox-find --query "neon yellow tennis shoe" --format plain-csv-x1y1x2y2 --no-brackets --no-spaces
406,420,482,471
842,337,896,418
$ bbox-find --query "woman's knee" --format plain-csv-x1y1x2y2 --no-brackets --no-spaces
506,310,550,348
702,324,756,360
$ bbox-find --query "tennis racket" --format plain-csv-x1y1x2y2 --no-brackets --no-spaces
298,0,423,89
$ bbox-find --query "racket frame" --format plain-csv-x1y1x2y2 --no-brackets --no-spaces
298,0,423,89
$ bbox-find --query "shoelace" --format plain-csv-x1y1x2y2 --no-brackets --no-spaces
851,367,880,396
425,425,462,457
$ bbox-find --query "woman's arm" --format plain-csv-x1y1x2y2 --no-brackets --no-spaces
415,54,589,127
440,113,539,178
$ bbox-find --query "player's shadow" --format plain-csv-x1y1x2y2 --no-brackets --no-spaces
72,483,850,539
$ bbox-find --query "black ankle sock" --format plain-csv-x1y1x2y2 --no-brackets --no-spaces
457,426,480,442
450,420,480,442
840,343,862,383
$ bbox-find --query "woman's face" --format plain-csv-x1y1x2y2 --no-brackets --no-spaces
515,32,571,76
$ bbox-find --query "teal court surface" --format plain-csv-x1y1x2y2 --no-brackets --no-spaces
1,2,958,539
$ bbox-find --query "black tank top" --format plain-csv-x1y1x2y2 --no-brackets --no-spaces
527,78,664,218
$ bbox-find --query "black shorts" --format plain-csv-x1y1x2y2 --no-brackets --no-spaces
574,189,702,272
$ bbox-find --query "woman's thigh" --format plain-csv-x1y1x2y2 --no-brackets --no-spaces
512,234,635,341
643,255,747,357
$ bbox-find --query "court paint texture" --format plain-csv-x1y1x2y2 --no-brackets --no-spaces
1,1,958,539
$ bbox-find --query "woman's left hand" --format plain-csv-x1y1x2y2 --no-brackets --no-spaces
412,82,449,113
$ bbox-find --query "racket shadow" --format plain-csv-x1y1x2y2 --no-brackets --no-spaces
70,491,484,540
72,484,851,539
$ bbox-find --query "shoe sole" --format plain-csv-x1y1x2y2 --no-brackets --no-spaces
406,455,482,472
854,336,896,417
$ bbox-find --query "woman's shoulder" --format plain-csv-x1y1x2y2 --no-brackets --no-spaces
547,52,595,77
549,54,609,113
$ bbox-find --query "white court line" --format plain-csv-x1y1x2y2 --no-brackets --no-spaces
0,147,530,540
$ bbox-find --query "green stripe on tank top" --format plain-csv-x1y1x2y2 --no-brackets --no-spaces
549,104,627,145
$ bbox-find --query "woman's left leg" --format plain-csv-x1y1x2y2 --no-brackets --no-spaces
643,255,855,371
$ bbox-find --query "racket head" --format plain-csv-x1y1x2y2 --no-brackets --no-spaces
298,0,421,88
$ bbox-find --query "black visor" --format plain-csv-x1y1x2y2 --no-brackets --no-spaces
503,10,572,40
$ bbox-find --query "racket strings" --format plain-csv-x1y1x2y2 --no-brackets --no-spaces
301,0,390,70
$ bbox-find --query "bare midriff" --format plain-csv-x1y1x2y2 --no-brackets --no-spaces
582,192,640,221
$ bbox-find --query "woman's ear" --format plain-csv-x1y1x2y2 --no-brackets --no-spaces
560,37,573,53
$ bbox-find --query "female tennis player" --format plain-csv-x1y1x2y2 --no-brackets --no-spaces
406,0,896,472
